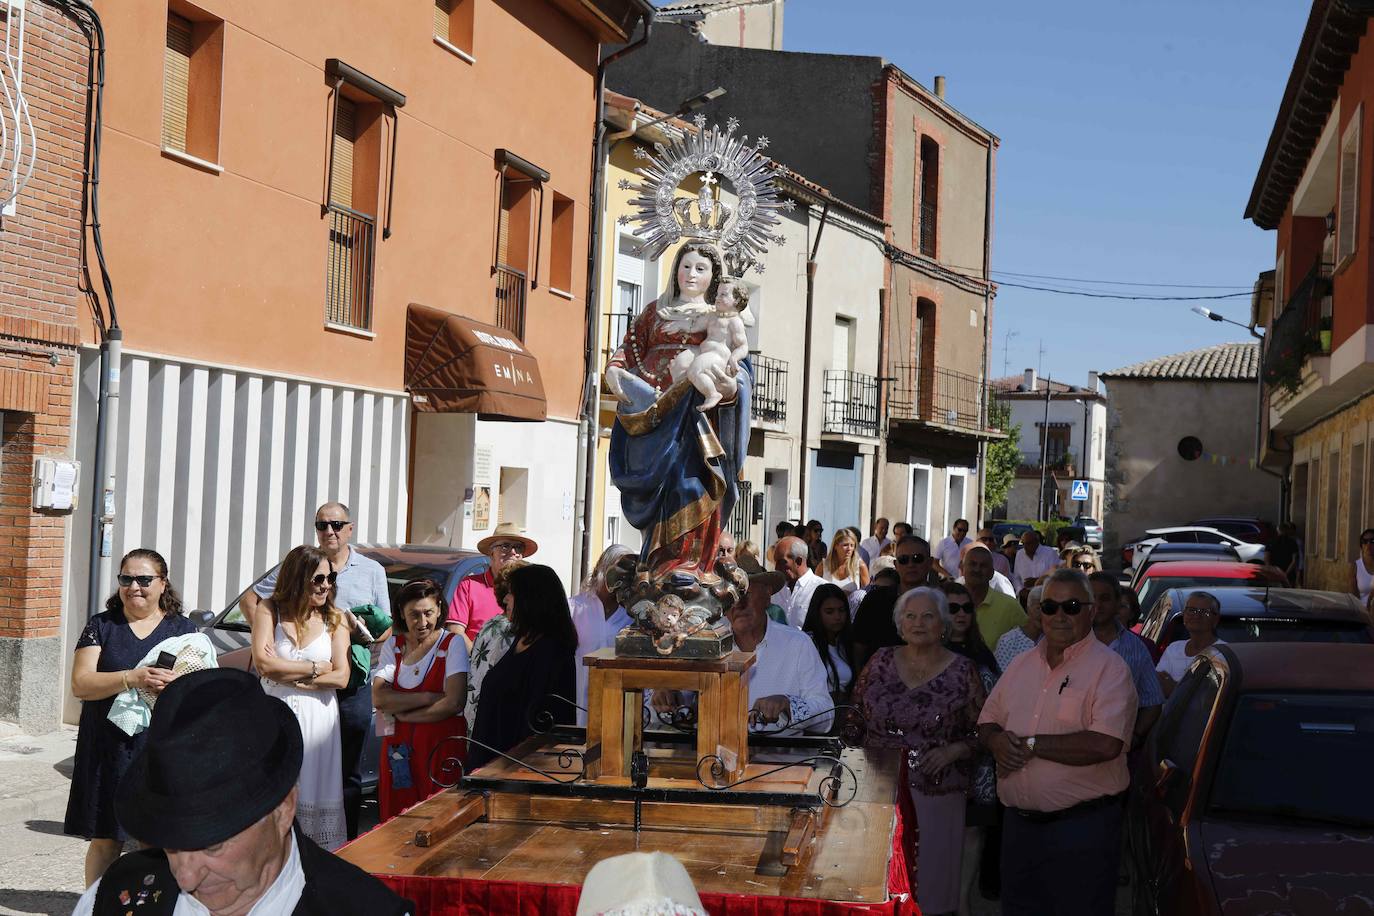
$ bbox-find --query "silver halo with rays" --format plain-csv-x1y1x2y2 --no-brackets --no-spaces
617,114,794,277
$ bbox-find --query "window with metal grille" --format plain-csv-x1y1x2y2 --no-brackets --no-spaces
324,98,376,331
918,136,939,258
161,5,223,164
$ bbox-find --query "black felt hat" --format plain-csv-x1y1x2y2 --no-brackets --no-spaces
116,668,303,850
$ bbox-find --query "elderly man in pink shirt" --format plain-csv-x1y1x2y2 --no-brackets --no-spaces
446,522,537,647
978,567,1137,916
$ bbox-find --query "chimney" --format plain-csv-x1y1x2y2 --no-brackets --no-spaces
1087,371,1099,394
1023,368,1036,391
934,75,947,99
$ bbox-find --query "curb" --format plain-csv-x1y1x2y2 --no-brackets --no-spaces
0,783,72,828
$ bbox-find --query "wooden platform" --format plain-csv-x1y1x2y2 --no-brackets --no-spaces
339,743,903,903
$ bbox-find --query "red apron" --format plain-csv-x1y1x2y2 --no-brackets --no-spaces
378,632,467,822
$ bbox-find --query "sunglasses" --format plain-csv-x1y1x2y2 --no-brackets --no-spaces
117,574,159,588
490,542,525,554
895,554,927,565
1071,561,1096,570
311,572,338,588
1183,606,1218,616
1040,599,1086,616
314,519,349,532
948,601,975,614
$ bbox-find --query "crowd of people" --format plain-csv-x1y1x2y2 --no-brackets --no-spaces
69,503,1325,916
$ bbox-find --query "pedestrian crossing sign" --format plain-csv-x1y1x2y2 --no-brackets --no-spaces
1071,479,1090,501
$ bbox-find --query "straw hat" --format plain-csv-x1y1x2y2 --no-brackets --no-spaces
576,852,706,916
476,521,538,557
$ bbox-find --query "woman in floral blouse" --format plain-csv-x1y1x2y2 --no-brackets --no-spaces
462,560,526,730
854,586,985,916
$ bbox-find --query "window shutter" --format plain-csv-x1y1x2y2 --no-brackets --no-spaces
330,99,356,210
496,185,511,266
162,14,192,152
434,0,451,39
1338,113,1361,263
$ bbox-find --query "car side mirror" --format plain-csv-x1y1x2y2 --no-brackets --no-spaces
189,609,216,627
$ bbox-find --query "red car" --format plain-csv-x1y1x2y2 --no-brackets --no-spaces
1135,561,1287,623
1128,643,1374,916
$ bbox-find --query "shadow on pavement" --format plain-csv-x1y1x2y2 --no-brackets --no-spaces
0,888,79,916
22,820,66,837
51,758,74,781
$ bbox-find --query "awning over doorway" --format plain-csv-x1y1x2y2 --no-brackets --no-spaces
404,303,547,421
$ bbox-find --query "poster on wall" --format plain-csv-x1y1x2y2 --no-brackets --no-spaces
474,486,492,531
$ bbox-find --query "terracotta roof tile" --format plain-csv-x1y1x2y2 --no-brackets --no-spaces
1100,342,1259,381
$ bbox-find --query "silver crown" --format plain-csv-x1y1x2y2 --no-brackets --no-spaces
616,116,788,275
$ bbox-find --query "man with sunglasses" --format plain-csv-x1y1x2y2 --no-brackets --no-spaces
1089,571,1164,741
241,501,390,841
934,518,973,579
978,568,1137,916
957,543,1025,648
449,522,538,643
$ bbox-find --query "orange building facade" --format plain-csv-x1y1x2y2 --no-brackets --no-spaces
34,0,650,728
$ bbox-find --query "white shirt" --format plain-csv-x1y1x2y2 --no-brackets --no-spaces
859,536,890,566
74,831,308,916
1014,545,1059,586
372,632,470,689
570,590,631,725
778,569,824,628
959,570,1016,597
1156,638,1226,682
746,620,835,733
935,535,972,578
826,643,854,694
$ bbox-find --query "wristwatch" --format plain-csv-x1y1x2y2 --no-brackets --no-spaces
1025,735,1037,756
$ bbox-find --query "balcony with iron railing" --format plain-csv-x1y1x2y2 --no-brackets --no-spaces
324,204,376,331
1265,260,1333,431
822,370,880,438
495,263,527,338
887,364,984,432
751,354,787,426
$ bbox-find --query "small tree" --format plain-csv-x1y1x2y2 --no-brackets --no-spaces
984,400,1021,513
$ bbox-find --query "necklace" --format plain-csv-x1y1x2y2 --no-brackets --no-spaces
625,313,699,391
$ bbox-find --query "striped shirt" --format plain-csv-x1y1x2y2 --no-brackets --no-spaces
1106,625,1165,708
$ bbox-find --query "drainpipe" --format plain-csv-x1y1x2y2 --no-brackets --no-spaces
575,16,652,583
976,138,993,525
797,202,829,522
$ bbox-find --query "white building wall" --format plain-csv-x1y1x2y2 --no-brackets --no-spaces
411,413,580,592
74,349,410,618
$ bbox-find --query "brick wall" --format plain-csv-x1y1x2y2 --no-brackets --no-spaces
0,2,88,731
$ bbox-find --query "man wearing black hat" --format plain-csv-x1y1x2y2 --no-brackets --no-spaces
73,668,411,916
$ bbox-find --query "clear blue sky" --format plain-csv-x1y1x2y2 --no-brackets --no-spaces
782,0,1308,386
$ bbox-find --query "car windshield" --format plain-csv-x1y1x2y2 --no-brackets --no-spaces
1209,691,1374,827
1216,619,1373,644
1139,577,1269,616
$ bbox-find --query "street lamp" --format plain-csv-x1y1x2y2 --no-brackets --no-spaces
636,87,727,133
1190,306,1263,341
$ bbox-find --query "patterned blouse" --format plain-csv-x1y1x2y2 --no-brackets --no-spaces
855,647,984,797
463,613,515,730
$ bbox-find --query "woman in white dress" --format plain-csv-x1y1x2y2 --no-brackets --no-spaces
823,529,869,615
251,544,350,850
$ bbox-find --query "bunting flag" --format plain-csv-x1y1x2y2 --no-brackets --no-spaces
1201,450,1257,470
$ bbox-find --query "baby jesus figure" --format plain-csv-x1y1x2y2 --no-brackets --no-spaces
668,280,751,412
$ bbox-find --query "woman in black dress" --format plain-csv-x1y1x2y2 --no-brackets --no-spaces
65,548,195,886
469,565,576,768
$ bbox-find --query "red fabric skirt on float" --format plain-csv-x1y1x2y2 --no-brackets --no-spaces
369,800,918,915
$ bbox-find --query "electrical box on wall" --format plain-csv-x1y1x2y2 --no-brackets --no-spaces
33,456,79,511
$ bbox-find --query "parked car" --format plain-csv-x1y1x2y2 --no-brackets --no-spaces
1075,515,1103,549
201,544,487,789
1128,642,1374,916
1188,515,1276,546
1128,543,1242,592
1134,561,1288,624
1127,526,1266,572
992,522,1035,544
1139,586,1373,649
